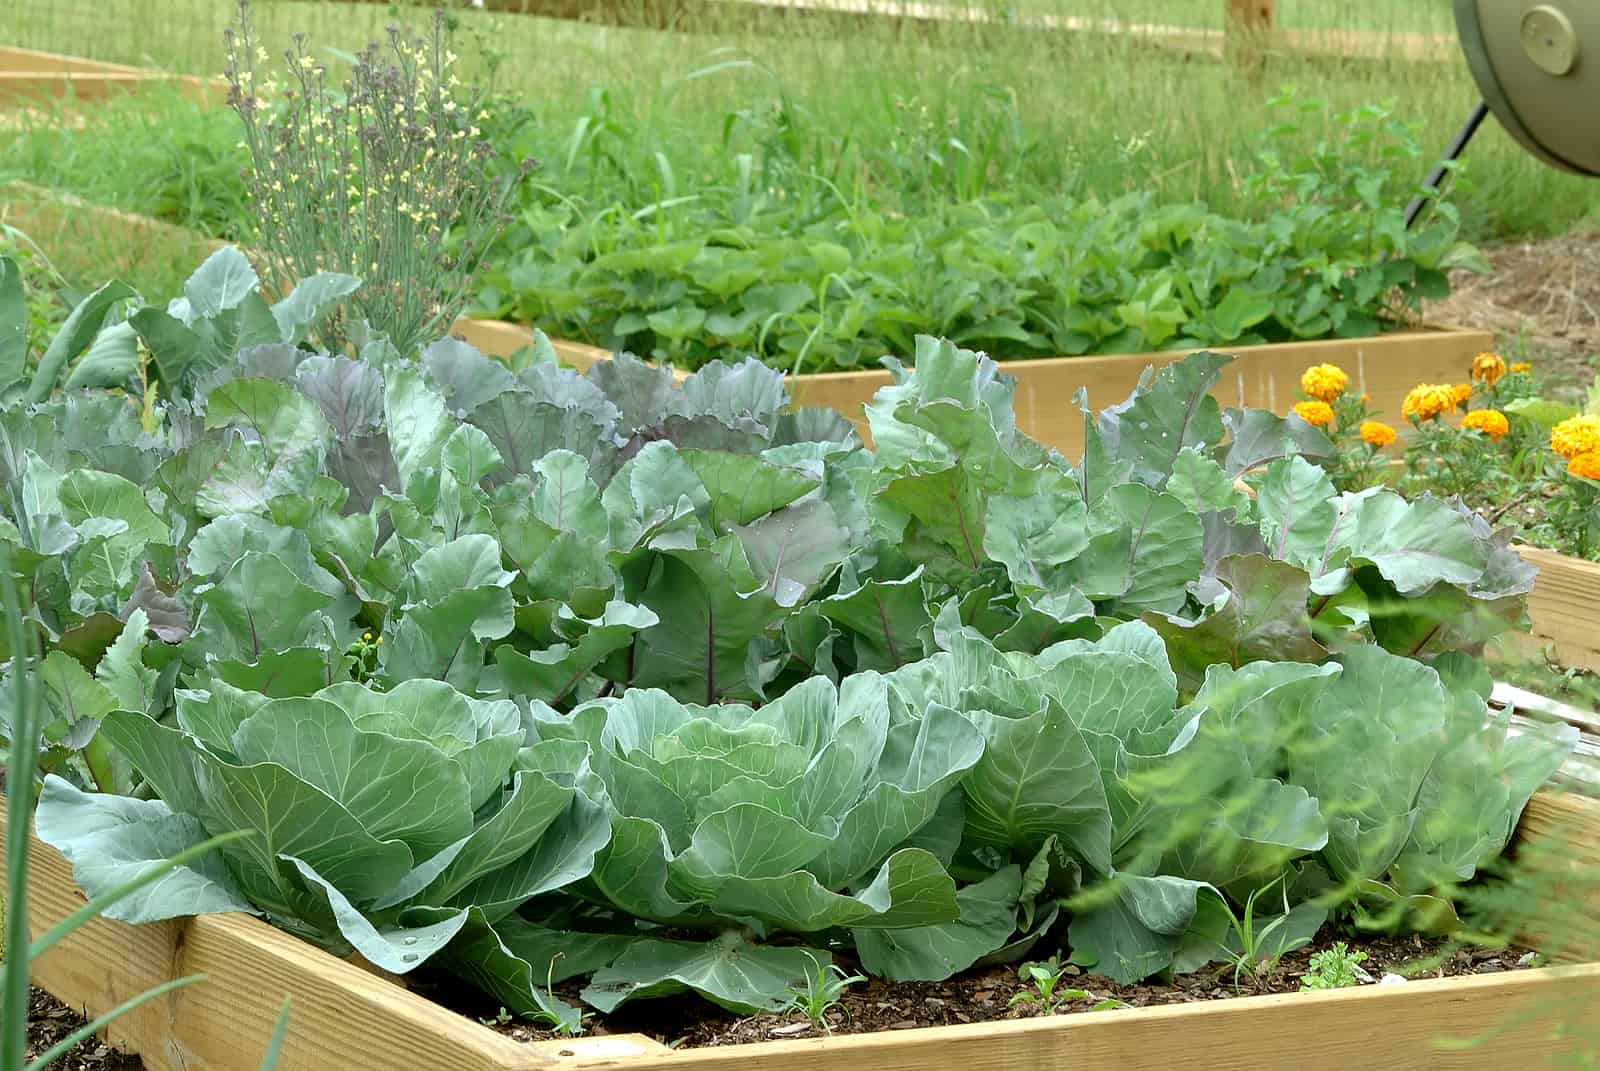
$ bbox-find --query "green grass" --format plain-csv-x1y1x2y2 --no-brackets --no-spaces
4,0,1597,242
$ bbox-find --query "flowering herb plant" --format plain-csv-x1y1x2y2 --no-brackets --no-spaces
223,0,534,356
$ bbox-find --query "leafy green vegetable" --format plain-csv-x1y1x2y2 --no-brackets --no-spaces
18,287,1570,1022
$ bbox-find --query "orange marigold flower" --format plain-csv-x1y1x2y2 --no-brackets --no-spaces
1401,384,1455,422
1292,400,1334,427
1360,420,1397,448
1470,352,1508,384
1300,363,1349,403
1510,362,1533,373
1552,415,1600,460
1451,383,1473,409
1461,409,1510,441
1569,452,1600,480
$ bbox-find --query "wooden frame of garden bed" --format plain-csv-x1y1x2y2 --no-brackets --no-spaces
6,790,1599,1071
1516,547,1600,674
0,47,225,108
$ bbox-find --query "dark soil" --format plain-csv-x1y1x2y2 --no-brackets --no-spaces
22,932,1538,1062
443,933,1535,1050
25,987,142,1071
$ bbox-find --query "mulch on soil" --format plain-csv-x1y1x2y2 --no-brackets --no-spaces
25,987,142,1071
457,933,1534,1050
1426,230,1600,390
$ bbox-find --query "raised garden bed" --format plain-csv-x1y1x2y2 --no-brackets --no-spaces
448,318,1495,460
9,182,1596,674
6,179,1595,674
2,180,1496,461
1514,547,1600,674
6,792,1598,1071
0,47,225,107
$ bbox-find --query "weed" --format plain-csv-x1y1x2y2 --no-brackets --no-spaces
1211,874,1312,993
1299,942,1369,991
781,953,864,1034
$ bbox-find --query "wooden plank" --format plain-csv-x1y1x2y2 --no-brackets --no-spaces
0,804,549,1071
1518,546,1600,673
1509,791,1600,963
1493,681,1600,736
783,327,1493,458
0,72,227,108
0,49,227,108
0,46,146,75
626,967,1600,1071
324,0,1452,63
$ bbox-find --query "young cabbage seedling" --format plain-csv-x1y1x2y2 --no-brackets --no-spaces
1008,956,1126,1015
781,953,865,1034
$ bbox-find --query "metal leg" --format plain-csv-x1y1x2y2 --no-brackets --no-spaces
1403,100,1492,231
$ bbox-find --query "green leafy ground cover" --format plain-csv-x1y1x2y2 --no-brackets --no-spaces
1,247,1575,1026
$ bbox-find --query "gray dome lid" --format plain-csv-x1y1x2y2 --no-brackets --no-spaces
1454,0,1600,176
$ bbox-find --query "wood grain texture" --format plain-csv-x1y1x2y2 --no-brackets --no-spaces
0,805,549,1071
1512,791,1600,963
1518,546,1600,673
625,965,1600,1071
785,328,1492,459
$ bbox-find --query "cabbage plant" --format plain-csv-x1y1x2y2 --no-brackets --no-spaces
464,673,986,1014
36,678,610,1026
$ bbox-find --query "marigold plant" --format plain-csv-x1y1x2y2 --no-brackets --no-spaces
1511,362,1533,374
1360,420,1396,448
1292,400,1334,428
1569,452,1600,480
1470,352,1507,384
1461,409,1509,441
1401,384,1455,422
1450,383,1473,409
1300,364,1348,403
1552,415,1600,460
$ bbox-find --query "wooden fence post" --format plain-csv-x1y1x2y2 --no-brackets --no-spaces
1224,0,1274,70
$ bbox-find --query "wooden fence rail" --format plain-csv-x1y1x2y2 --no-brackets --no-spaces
330,0,1455,66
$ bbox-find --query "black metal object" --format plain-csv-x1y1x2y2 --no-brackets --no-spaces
1403,100,1492,231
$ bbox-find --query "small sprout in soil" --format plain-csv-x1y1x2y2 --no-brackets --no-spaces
1009,955,1078,1013
1008,955,1123,1015
1211,873,1309,994
781,953,864,1034
479,1007,514,1027
521,954,589,1037
1299,942,1369,991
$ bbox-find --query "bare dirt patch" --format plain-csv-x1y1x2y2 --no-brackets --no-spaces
1427,231,1600,390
